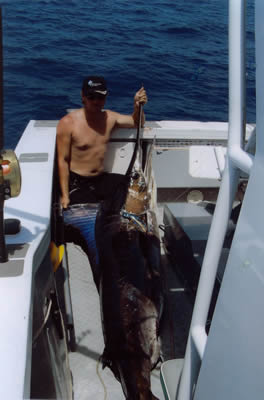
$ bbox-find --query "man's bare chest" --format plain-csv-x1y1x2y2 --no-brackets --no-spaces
72,122,111,149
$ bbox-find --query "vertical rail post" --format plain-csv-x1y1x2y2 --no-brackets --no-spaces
177,1,249,398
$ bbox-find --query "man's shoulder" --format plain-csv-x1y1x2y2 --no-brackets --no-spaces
106,109,135,129
105,109,121,115
105,109,123,121
57,109,82,129
63,108,83,121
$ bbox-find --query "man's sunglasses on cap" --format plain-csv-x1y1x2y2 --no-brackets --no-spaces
85,92,107,100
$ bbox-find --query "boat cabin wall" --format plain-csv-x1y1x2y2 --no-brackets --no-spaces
104,121,243,196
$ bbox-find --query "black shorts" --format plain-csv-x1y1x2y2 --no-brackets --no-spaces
69,171,127,205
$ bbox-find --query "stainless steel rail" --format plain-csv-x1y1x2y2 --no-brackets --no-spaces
177,1,254,398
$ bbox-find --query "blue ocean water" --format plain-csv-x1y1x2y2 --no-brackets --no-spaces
1,0,255,149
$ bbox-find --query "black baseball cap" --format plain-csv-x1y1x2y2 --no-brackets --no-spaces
82,76,108,97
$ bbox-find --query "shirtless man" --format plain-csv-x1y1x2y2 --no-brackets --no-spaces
56,76,148,209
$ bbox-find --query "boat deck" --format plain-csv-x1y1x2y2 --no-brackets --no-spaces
67,241,125,400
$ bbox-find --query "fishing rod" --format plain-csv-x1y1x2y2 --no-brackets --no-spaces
125,102,143,177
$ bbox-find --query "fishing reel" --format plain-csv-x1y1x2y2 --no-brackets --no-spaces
0,149,21,199
0,149,21,262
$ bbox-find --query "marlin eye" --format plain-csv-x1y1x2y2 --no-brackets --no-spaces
132,172,139,180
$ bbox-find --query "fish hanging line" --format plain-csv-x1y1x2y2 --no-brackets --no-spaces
125,102,143,177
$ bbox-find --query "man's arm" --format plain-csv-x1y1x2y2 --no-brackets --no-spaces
56,116,72,209
115,86,147,128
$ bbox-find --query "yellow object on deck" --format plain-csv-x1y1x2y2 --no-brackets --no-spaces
50,242,65,272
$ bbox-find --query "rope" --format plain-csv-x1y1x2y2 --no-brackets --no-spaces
32,298,52,344
121,210,147,232
96,357,108,400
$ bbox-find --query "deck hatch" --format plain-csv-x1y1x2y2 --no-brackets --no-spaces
0,244,29,277
19,153,49,162
34,120,58,127
7,243,29,258
0,259,24,277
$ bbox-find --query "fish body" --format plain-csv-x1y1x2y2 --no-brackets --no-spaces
96,164,163,400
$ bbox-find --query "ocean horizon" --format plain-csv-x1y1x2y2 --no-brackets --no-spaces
1,0,255,149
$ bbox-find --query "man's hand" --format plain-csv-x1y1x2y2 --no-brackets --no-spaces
134,87,148,107
115,86,148,128
132,86,147,127
60,195,70,209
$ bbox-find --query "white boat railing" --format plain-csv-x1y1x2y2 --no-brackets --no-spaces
177,1,254,399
